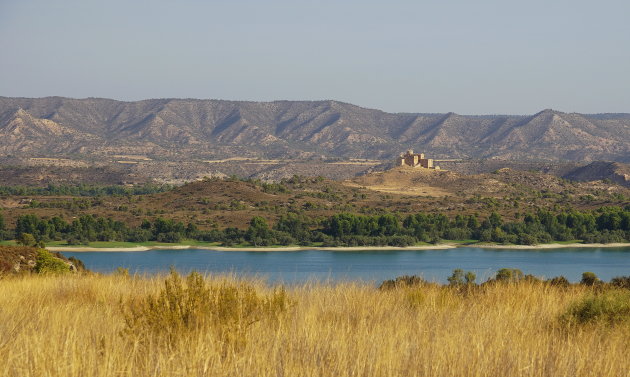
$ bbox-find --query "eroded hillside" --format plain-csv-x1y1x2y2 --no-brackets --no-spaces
1,97,628,162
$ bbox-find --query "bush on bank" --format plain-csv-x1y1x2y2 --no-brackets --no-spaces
34,248,71,274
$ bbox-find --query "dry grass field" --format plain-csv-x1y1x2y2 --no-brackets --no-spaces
1,272,629,377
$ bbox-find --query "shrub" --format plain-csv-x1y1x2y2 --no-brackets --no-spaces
547,276,570,287
16,233,37,247
126,229,151,243
391,235,417,247
518,233,538,245
580,272,600,286
447,269,465,286
610,276,630,289
123,269,291,347
34,249,70,274
493,268,524,283
274,231,296,246
379,275,427,290
465,271,476,284
445,228,471,240
560,290,630,326
66,235,88,245
523,274,543,283
156,231,182,243
447,269,476,286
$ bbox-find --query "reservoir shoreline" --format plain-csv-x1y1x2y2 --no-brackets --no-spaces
48,242,630,252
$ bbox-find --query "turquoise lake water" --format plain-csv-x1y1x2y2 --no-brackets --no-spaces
62,247,630,284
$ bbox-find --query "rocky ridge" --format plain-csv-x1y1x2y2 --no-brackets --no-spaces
0,97,628,162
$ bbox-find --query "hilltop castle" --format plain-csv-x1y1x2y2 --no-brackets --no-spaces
396,150,440,169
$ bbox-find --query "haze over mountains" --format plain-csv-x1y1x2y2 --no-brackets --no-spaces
0,96,628,162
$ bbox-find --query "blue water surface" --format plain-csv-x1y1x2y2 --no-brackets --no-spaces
63,247,630,284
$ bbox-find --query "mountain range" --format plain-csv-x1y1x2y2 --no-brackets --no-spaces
0,97,628,162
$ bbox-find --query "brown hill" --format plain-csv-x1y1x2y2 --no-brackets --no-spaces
563,161,630,187
2,168,628,231
0,97,628,162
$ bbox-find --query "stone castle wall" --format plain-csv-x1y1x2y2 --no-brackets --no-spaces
397,150,438,169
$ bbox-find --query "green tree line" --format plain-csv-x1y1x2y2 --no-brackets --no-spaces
1,206,629,247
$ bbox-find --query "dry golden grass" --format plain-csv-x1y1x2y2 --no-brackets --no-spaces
0,274,628,377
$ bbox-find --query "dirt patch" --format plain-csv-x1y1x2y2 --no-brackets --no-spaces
204,158,281,164
330,162,381,166
27,158,89,168
112,155,152,161
0,198,26,209
344,181,450,197
348,167,457,197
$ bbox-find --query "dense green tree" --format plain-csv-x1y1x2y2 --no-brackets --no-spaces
15,214,42,238
247,217,273,246
488,212,503,228
377,214,400,236
274,213,312,243
185,223,199,238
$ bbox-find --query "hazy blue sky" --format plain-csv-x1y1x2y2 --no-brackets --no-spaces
1,0,629,114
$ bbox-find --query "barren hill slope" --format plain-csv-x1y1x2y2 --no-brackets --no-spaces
0,97,628,162
564,161,630,187
349,165,630,199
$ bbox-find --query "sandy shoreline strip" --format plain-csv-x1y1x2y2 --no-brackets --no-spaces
46,243,630,253
46,245,457,252
475,242,630,249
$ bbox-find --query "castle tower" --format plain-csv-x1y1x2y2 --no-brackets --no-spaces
397,150,436,169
